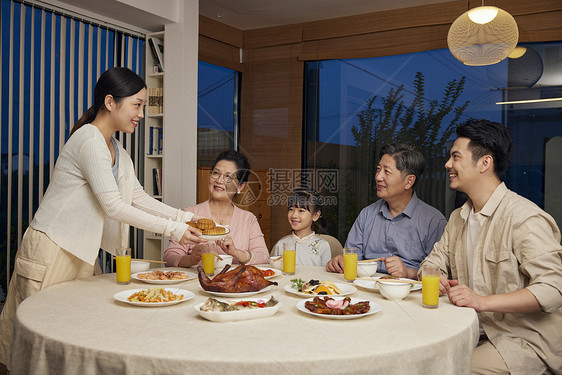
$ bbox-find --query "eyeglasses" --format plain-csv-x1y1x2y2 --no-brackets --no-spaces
210,170,237,183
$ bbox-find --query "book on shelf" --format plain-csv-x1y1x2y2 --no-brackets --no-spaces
148,126,163,155
148,37,164,72
152,168,162,196
147,87,163,115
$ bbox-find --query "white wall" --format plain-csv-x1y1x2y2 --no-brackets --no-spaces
163,0,199,208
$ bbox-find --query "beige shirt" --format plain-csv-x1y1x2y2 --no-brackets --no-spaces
31,124,193,264
421,183,562,375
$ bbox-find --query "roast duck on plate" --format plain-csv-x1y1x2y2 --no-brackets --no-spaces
197,264,278,293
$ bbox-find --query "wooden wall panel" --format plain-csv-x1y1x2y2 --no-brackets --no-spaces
199,35,244,72
302,2,466,41
200,16,243,47
299,24,450,61
244,24,304,50
240,43,304,247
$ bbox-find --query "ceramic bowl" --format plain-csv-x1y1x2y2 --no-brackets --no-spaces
356,261,379,277
377,281,412,300
130,260,150,274
269,256,283,270
214,254,233,270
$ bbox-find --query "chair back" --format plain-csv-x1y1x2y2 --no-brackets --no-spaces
318,234,343,259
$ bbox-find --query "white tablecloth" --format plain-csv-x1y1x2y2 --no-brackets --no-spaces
12,266,479,375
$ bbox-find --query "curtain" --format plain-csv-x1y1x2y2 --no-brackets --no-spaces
0,0,145,294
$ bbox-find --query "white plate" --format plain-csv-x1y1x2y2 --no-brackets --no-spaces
113,288,195,307
354,277,422,292
256,266,282,279
284,282,357,297
203,285,274,298
200,225,230,241
296,297,382,320
132,270,197,285
194,297,282,322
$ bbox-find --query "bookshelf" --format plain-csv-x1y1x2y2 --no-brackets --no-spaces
143,31,165,261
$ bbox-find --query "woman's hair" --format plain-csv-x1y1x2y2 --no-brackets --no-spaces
212,150,251,183
287,188,327,233
70,67,146,136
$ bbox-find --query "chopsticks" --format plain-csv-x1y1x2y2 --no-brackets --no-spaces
358,277,422,285
215,253,224,261
357,258,382,263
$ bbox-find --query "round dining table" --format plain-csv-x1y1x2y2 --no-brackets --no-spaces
12,265,479,375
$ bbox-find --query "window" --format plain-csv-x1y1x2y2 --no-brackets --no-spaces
197,61,239,166
304,43,562,244
0,0,144,297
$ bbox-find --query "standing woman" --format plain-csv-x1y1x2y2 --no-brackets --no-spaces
0,67,203,369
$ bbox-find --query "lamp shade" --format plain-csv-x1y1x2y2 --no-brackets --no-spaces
447,6,518,66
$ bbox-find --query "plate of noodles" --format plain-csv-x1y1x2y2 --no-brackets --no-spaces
113,287,194,307
132,269,197,285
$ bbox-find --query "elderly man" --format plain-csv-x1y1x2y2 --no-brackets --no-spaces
326,143,446,279
420,119,562,375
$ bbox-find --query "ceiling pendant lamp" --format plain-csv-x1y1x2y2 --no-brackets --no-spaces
447,3,519,66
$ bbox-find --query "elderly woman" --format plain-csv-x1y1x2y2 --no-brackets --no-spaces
164,150,269,267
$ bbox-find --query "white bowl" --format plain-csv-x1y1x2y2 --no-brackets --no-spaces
378,281,412,300
130,260,150,274
269,256,283,270
357,261,379,277
214,254,233,271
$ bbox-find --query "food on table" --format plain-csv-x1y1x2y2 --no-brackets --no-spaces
291,279,342,295
197,264,278,293
137,270,191,280
379,275,398,280
127,288,184,303
260,269,275,277
202,227,226,235
200,296,278,312
305,296,370,315
291,278,306,291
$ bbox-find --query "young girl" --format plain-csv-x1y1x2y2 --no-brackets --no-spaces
271,189,332,266
0,67,203,369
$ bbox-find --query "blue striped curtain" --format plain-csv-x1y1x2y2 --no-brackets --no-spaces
0,0,146,295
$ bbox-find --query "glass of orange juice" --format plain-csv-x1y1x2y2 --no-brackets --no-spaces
201,243,215,276
422,264,440,308
115,247,131,285
343,247,358,282
283,242,296,275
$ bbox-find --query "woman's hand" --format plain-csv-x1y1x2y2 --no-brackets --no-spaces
215,236,249,263
177,244,204,267
179,225,206,246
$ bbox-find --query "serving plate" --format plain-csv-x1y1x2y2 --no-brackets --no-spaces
296,297,382,320
284,282,357,297
200,225,230,241
256,266,282,280
202,285,274,298
354,277,422,292
194,297,282,322
113,288,194,307
132,269,197,285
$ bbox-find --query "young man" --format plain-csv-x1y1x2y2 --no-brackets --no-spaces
420,119,562,375
326,143,446,279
